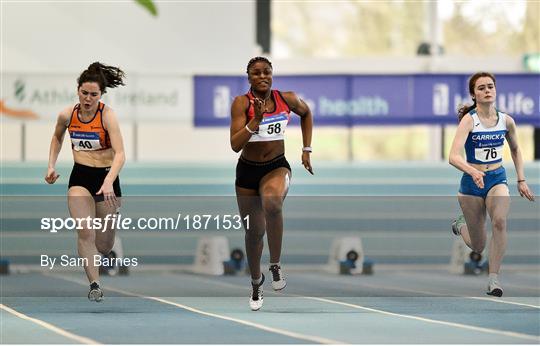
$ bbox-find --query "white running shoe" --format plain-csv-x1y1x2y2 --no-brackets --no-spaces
269,264,286,291
249,274,264,311
88,282,103,302
487,280,503,297
451,214,466,236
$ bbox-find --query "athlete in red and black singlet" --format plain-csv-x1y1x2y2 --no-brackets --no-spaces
230,57,314,311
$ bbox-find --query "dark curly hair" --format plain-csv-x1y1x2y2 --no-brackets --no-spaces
246,56,272,74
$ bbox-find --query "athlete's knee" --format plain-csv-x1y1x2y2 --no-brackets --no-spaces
68,187,93,200
78,229,95,243
95,240,113,255
261,196,283,216
77,231,95,256
245,228,265,245
491,216,507,233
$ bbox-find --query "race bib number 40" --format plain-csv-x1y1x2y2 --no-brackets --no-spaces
474,146,503,162
70,131,102,151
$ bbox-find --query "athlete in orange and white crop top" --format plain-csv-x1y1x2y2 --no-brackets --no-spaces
68,102,111,151
46,62,127,304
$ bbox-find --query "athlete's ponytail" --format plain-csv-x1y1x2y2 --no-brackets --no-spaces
77,62,125,94
457,72,496,123
457,102,477,123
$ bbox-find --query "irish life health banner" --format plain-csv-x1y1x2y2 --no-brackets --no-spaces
194,74,540,126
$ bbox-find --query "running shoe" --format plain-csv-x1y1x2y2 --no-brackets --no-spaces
487,280,503,297
269,264,286,291
249,274,264,311
451,214,466,236
88,282,104,302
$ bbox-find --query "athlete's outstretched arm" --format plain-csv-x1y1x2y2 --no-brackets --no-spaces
230,96,264,152
449,114,485,188
282,92,313,174
45,107,70,184
506,116,535,201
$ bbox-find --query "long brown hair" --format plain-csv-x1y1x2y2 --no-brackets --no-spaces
457,72,496,122
77,62,125,94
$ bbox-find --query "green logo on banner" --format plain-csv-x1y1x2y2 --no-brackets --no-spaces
15,79,25,102
523,53,540,72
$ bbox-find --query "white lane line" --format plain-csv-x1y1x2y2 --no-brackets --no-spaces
358,279,540,309
390,271,540,307
146,296,343,345
0,304,100,344
176,271,540,312
302,272,540,309
45,273,345,345
467,296,540,309
162,273,540,341
305,296,540,342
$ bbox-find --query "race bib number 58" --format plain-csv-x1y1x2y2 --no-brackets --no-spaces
257,113,288,138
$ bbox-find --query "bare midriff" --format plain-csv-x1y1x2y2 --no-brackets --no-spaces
73,148,114,167
241,141,284,162
469,161,503,172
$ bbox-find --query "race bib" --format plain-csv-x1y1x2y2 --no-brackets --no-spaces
474,146,503,162
70,131,102,151
256,113,288,139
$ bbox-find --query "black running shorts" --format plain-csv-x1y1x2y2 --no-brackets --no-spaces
68,162,122,201
235,154,291,190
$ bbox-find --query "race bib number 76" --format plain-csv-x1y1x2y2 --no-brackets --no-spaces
474,146,503,162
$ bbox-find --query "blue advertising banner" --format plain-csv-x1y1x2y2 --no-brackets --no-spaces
194,74,540,126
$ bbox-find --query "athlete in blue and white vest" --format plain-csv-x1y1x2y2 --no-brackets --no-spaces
464,109,507,166
449,72,535,298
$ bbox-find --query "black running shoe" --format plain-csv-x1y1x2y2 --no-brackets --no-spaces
88,282,103,302
487,280,503,297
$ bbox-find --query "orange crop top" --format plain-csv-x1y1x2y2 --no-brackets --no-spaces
67,102,111,151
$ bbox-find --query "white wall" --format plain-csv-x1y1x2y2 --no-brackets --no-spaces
1,1,257,163
2,1,256,74
2,1,531,163
1,121,22,161
137,123,238,162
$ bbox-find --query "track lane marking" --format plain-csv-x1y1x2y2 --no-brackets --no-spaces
0,304,100,344
45,273,344,344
